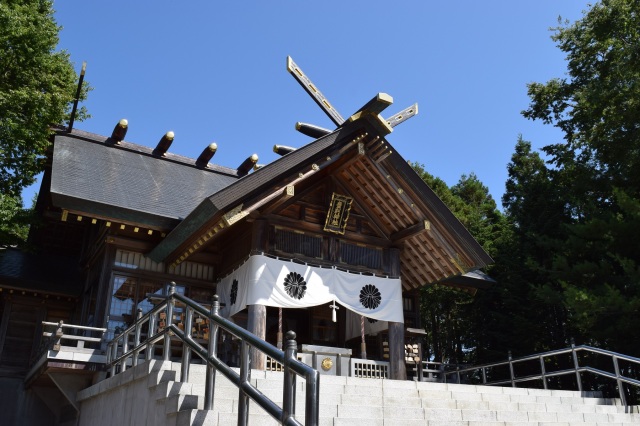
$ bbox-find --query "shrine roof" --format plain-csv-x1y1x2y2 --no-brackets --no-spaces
147,114,494,289
49,128,239,229
0,248,82,296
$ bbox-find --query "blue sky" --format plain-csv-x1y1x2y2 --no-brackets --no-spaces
27,1,593,206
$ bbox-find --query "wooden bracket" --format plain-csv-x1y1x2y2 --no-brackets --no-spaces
390,219,431,244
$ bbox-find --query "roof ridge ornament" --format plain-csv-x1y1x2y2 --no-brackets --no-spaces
286,56,418,137
237,154,259,176
110,119,128,144
273,145,296,156
153,131,175,156
195,143,217,168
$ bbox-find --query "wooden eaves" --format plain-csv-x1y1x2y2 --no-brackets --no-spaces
147,113,493,291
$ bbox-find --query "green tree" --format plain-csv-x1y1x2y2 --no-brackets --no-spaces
475,137,572,361
0,193,33,246
522,0,640,355
451,173,504,258
0,0,89,197
420,283,474,363
412,163,507,363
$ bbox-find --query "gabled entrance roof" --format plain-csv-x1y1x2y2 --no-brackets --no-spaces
146,113,493,290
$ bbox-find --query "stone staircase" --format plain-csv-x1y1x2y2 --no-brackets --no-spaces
76,360,640,426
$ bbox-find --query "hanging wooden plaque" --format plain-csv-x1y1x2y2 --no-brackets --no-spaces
323,193,353,234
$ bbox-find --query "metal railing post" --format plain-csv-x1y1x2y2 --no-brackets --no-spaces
181,306,193,383
205,295,219,410
100,289,323,425
539,355,548,389
163,282,176,361
283,331,297,423
147,311,156,361
508,351,516,387
481,366,487,384
106,341,112,372
571,340,583,392
121,329,129,371
456,366,461,384
133,308,142,367
305,353,320,426
111,338,119,376
612,355,628,406
238,340,251,426
53,320,64,351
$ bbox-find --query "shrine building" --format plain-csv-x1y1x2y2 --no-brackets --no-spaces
0,58,493,408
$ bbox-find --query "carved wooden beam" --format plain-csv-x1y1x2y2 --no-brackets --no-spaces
287,56,418,136
385,103,418,128
390,219,431,244
266,214,392,247
347,93,394,123
287,56,344,126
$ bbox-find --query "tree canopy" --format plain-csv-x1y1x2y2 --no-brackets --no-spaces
0,0,88,198
415,0,640,362
521,0,640,355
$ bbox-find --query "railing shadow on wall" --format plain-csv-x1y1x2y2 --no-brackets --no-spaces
443,343,640,407
106,282,320,426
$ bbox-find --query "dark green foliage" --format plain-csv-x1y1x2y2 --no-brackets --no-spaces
521,0,640,356
0,193,34,246
415,0,640,361
0,0,89,197
411,162,506,363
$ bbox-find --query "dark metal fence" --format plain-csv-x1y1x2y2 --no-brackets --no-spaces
106,282,320,426
443,343,640,406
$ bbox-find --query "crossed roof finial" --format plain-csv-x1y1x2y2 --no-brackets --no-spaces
286,56,418,140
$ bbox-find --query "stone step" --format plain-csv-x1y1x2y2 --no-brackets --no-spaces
163,394,203,415
84,360,640,426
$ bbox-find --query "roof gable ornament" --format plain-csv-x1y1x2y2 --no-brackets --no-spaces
286,56,418,139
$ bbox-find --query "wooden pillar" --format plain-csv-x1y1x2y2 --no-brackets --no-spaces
247,304,267,370
251,218,269,253
387,247,407,380
249,218,268,370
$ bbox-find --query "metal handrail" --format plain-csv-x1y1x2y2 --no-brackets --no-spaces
106,282,319,426
31,321,106,364
443,343,640,406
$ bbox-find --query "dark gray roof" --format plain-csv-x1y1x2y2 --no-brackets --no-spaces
0,248,82,296
50,131,239,228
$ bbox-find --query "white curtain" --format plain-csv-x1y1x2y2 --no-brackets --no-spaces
217,254,403,323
